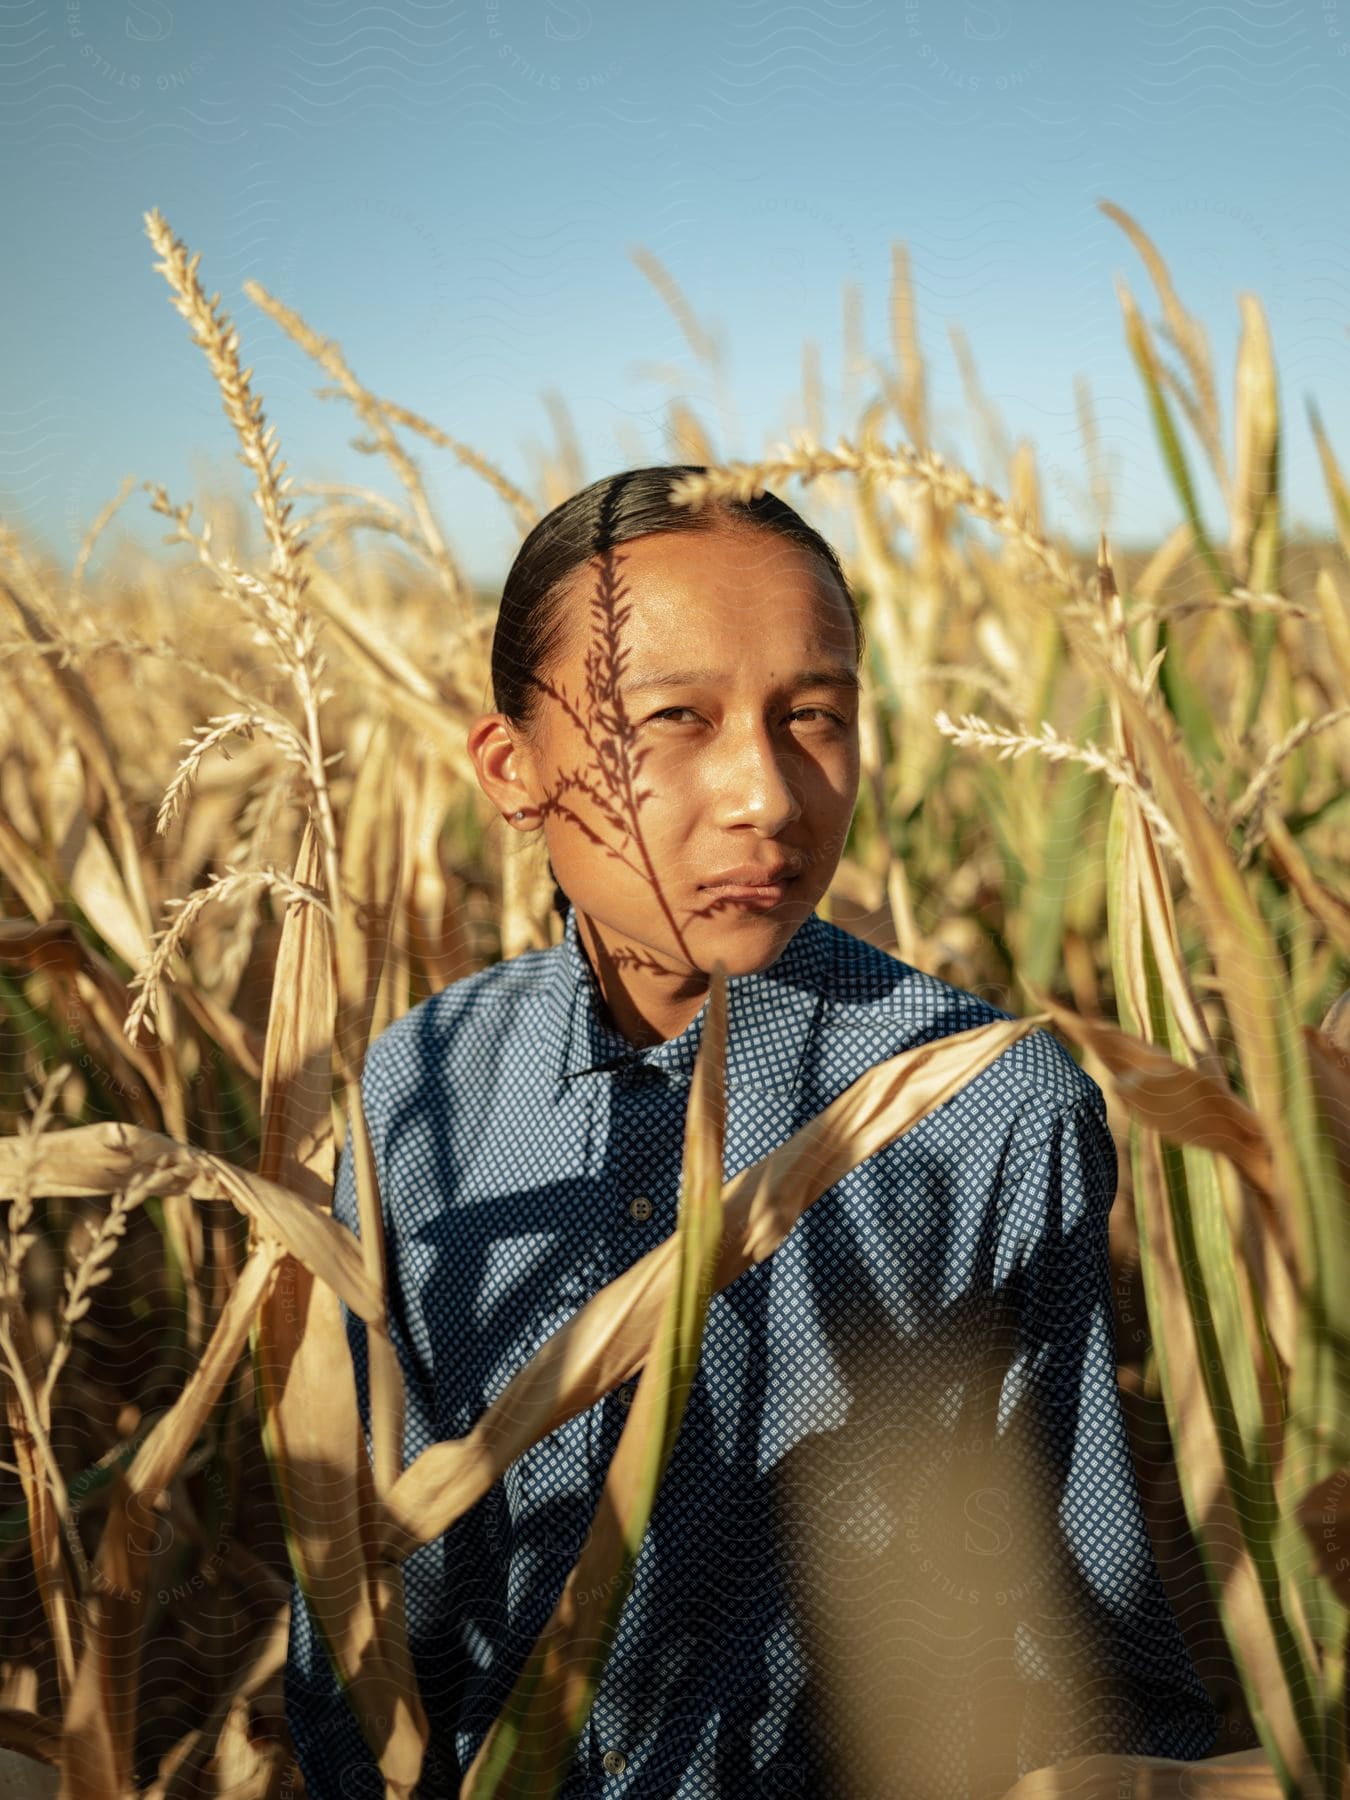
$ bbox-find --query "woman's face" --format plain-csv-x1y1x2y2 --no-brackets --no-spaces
471,517,862,1038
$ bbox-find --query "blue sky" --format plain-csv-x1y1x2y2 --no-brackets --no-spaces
3,0,1348,588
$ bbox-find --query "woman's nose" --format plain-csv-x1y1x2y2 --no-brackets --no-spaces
711,723,803,829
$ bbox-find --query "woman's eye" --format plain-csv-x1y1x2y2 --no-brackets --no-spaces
645,707,844,728
789,708,846,727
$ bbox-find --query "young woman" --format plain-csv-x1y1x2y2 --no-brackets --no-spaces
284,467,1218,1798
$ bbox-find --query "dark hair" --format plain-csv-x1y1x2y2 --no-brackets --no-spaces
490,464,866,926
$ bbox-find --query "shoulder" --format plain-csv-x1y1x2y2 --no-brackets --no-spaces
810,916,1106,1133
360,938,559,1103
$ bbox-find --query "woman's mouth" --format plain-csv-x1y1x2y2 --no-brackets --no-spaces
702,876,798,909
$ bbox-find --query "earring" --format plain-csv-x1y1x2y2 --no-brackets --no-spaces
513,809,525,820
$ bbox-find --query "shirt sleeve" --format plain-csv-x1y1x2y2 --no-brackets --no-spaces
991,1087,1220,1776
282,1060,464,1799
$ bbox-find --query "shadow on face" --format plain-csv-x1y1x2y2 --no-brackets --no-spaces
537,521,862,968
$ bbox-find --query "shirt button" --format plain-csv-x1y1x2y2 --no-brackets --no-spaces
616,1379,637,1408
602,1748,628,1775
628,1195,653,1222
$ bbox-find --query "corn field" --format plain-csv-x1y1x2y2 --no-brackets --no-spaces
0,197,1348,1798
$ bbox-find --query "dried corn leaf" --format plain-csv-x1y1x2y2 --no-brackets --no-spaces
1127,1127,1320,1796
1022,986,1280,1220
999,1744,1282,1798
1,1312,81,1703
0,1124,380,1324
46,732,155,980
0,809,58,926
1313,570,1350,706
1230,293,1280,591
0,920,166,1128
1023,981,1301,1379
303,564,479,786
0,1713,62,1768
1105,781,1323,1796
1263,812,1350,961
62,1242,286,1797
250,816,427,1793
334,714,402,1065
0,577,156,966
61,1464,147,1798
1303,1023,1350,1188
1104,667,1310,1256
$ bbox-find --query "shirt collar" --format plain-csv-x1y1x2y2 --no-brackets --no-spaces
543,900,832,1096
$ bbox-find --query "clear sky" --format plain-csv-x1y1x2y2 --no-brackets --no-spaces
4,0,1348,588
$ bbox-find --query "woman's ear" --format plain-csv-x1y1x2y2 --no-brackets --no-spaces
465,713,539,818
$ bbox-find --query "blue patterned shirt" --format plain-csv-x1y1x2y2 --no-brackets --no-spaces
284,903,1218,1798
